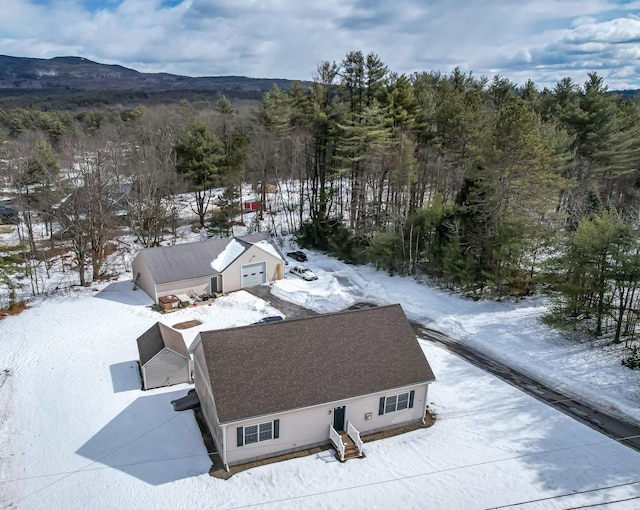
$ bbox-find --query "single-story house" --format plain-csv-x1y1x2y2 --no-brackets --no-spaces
190,304,436,469
131,232,285,304
137,322,191,390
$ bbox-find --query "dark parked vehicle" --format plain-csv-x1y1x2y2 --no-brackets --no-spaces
254,316,284,324
286,250,308,262
0,200,19,225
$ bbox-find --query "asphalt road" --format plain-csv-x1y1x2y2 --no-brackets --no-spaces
413,324,640,453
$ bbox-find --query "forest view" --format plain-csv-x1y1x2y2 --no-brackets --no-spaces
2,51,640,350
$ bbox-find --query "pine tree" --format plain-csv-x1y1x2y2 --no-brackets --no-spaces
173,120,225,228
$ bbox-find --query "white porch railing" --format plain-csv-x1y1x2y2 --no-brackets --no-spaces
329,425,345,461
347,421,364,456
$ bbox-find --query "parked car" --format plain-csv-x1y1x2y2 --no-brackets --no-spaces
290,265,318,281
254,316,284,324
286,250,308,262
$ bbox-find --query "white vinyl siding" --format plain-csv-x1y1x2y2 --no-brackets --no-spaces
220,384,429,467
131,254,159,303
141,348,190,390
192,342,224,449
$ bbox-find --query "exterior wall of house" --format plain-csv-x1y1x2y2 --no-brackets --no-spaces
192,342,224,451
220,245,283,293
141,348,191,390
155,276,212,302
223,382,429,466
131,254,158,303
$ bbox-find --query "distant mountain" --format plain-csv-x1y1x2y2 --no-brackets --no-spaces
0,55,302,108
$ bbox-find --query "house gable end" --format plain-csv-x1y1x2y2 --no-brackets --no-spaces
137,322,188,366
146,347,190,366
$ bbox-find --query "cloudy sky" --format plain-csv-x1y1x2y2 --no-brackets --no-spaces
2,0,640,89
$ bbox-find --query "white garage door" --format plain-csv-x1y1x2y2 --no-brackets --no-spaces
242,262,266,287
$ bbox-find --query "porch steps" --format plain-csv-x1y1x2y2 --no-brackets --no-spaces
338,432,363,461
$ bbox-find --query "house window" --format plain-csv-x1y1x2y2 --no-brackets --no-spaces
237,419,280,447
244,425,259,444
379,390,415,415
385,395,398,414
259,422,273,441
397,392,409,410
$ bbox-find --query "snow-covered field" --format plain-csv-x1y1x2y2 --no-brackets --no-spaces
2,241,640,509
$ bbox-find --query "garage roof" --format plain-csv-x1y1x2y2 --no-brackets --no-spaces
134,232,276,284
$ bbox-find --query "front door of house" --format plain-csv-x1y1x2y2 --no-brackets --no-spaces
210,276,218,294
333,405,346,432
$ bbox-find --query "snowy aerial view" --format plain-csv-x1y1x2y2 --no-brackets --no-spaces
1,217,640,510
2,1,640,507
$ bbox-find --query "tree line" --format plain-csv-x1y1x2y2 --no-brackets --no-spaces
2,50,640,347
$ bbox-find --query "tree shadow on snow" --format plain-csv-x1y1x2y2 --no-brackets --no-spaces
76,390,211,485
94,280,153,306
109,361,141,393
521,411,640,504
426,349,640,506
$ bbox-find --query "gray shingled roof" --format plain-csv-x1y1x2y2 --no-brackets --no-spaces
137,322,189,366
198,304,435,423
135,232,275,284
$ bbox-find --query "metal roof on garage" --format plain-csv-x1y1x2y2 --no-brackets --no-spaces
135,232,273,284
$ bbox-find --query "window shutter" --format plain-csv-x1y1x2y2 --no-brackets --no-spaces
237,427,243,447
274,419,280,439
379,397,385,415
409,390,415,408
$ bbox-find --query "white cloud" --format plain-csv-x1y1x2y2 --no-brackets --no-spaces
1,0,639,89
566,16,640,43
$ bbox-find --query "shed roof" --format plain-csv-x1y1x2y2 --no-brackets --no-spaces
137,322,189,366
133,232,278,284
198,304,435,423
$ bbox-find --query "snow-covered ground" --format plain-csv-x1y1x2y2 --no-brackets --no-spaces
272,252,640,427
2,244,640,509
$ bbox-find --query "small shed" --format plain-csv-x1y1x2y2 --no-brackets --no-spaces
243,199,261,212
136,322,191,390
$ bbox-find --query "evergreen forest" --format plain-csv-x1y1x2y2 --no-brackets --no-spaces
2,51,640,346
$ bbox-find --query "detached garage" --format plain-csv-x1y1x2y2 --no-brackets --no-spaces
137,322,191,390
131,232,285,304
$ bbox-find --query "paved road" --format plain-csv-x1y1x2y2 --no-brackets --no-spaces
413,324,640,453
